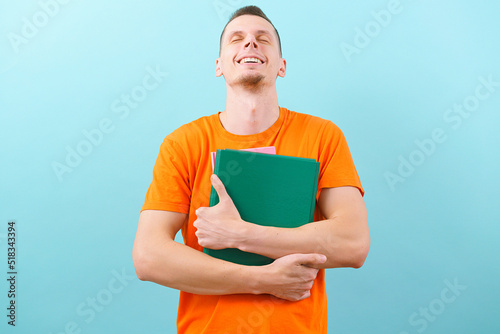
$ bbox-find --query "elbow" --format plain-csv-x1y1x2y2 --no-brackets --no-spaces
133,239,180,287
324,237,370,269
351,253,368,269
132,246,153,282
133,243,177,286
350,237,370,269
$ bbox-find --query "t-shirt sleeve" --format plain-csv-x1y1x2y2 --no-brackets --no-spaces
317,121,364,196
141,137,192,213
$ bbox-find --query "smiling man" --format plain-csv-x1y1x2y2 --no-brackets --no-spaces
133,6,370,333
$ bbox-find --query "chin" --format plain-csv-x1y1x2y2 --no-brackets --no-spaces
236,73,265,89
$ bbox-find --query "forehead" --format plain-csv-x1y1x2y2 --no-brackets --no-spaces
223,15,277,40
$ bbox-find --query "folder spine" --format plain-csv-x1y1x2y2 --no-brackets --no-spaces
208,149,222,207
309,162,320,222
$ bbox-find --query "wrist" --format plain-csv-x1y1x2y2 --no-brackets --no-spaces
237,221,261,253
242,264,267,295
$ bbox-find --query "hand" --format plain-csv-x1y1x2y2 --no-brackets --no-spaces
194,174,249,249
257,253,327,302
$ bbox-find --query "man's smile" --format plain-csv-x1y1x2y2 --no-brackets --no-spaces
236,55,265,65
239,57,263,64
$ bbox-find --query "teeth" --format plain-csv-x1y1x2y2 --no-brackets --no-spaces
240,57,262,64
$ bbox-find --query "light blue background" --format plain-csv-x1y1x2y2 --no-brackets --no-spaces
1,0,499,333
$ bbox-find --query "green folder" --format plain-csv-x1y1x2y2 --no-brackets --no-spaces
203,149,320,266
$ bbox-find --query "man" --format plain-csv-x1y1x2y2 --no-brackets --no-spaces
133,5,369,333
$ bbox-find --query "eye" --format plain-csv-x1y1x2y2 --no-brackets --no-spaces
258,38,270,43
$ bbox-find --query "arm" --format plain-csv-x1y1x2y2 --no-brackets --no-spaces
132,209,327,301
242,186,370,268
195,176,370,269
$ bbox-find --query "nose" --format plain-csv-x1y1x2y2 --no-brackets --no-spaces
244,35,258,49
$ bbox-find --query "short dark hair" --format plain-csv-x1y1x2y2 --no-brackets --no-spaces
219,6,282,56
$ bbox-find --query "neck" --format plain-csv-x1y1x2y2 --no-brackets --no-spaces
220,84,280,135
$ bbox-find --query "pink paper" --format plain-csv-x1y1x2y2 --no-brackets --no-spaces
211,146,276,172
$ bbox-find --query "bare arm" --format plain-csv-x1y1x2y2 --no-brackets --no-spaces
132,210,326,301
239,186,370,269
195,176,370,269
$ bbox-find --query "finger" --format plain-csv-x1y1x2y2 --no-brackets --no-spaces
211,174,230,201
299,290,311,301
289,290,311,302
193,218,200,228
293,253,327,266
195,207,206,218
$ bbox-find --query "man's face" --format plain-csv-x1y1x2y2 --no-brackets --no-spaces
216,15,286,90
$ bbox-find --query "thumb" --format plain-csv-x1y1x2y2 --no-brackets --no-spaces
211,174,229,201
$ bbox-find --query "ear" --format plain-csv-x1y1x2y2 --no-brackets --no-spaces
278,58,286,78
215,58,223,77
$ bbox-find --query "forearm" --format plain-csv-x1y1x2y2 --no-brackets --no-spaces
235,187,370,269
134,238,261,295
133,209,325,302
240,217,369,269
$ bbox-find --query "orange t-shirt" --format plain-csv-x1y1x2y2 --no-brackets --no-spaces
142,107,364,333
